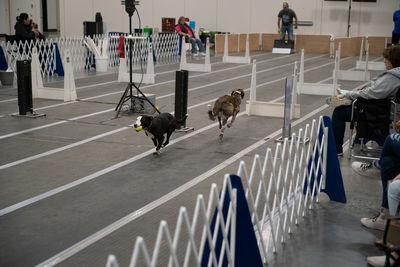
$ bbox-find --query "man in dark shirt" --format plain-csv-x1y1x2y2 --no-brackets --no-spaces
393,9,400,45
277,2,298,41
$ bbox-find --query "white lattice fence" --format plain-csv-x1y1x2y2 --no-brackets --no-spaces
238,117,328,262
0,33,180,80
153,33,180,64
105,117,330,266
0,40,56,77
106,176,237,267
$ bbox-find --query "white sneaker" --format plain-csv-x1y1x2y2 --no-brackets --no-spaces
352,161,380,178
191,52,199,56
361,213,386,231
367,255,392,267
365,140,380,149
199,52,206,56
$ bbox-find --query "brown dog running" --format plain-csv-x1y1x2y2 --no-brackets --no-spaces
208,89,244,140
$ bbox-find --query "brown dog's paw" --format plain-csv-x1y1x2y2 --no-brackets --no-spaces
153,150,161,155
219,134,224,141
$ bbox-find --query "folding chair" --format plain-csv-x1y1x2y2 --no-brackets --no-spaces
375,215,400,267
348,98,391,160
348,88,400,160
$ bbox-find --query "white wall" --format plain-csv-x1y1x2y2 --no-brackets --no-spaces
58,0,398,37
0,0,10,34
8,0,42,33
46,0,58,30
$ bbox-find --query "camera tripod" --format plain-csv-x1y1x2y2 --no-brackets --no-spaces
115,2,160,118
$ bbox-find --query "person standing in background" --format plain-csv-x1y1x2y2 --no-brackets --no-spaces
14,13,38,43
277,2,298,41
393,8,400,45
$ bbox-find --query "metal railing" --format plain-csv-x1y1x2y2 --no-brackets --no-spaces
106,117,328,266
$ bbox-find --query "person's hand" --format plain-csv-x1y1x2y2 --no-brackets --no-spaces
278,29,281,33
294,25,298,29
337,94,345,99
32,28,39,37
393,173,400,182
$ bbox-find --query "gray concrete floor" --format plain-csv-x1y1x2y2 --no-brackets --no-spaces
0,51,386,266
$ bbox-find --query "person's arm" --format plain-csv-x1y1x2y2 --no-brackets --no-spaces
294,15,298,29
175,24,187,37
345,74,400,100
15,23,35,41
277,17,281,33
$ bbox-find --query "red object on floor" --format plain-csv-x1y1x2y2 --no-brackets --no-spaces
118,36,125,58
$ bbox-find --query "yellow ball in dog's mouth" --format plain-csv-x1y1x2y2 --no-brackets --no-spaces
135,126,143,132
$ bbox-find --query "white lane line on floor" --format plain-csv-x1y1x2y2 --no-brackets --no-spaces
0,58,337,169
0,54,321,139
74,52,272,90
0,109,115,140
0,98,17,103
7,53,299,114
34,77,375,267
0,53,268,99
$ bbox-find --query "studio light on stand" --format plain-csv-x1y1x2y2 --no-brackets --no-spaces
115,0,160,118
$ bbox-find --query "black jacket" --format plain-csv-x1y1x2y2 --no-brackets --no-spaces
14,21,35,43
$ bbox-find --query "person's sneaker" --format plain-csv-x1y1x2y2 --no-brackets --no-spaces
337,152,343,157
191,52,199,56
199,52,206,56
360,213,386,231
365,140,380,149
325,96,352,108
351,161,380,178
367,255,392,267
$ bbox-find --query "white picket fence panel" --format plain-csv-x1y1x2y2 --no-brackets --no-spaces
105,117,329,266
0,39,56,77
238,117,328,262
0,33,180,78
106,176,237,267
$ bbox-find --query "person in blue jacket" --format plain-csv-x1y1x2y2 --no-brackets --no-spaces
393,9,400,45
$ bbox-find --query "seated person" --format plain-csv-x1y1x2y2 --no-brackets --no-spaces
354,133,400,231
175,16,205,56
330,46,400,156
14,13,39,43
367,172,400,267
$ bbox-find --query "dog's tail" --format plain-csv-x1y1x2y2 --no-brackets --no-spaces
208,104,216,121
175,114,188,129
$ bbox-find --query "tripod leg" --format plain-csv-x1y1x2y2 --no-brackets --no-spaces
115,85,129,111
115,85,130,118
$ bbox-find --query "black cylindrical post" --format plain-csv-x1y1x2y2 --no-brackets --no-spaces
16,60,33,115
175,70,189,127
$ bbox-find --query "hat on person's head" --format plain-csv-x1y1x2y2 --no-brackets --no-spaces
283,2,289,7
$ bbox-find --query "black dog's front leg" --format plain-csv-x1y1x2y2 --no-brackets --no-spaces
154,136,165,154
152,138,157,147
218,116,222,129
163,131,173,147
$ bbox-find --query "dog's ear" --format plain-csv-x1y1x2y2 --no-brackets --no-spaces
141,116,153,127
240,90,244,99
